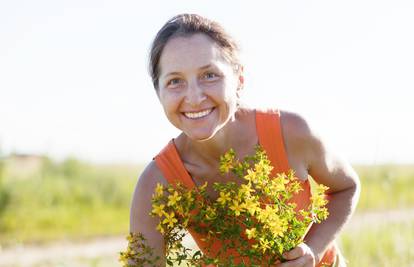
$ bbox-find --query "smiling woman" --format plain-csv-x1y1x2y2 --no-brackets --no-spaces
125,13,360,267
157,33,242,141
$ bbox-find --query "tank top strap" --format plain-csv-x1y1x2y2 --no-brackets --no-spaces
154,139,196,189
255,109,290,174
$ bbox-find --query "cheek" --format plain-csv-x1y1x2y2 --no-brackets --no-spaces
159,91,180,110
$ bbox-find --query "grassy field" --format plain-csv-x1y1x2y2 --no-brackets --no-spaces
354,164,414,211
0,157,140,247
0,157,413,266
340,219,414,266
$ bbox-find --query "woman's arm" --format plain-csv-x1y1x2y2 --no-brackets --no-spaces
279,111,361,266
128,161,168,266
303,137,360,264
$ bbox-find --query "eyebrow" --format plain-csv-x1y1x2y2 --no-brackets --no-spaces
161,64,213,79
199,64,212,70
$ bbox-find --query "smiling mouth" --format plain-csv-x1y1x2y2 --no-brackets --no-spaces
183,108,214,119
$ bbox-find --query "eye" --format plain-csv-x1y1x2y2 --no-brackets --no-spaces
202,72,220,81
166,78,184,88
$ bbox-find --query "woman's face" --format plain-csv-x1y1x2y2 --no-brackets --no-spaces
157,33,243,141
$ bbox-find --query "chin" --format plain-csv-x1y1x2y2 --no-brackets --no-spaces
186,129,219,142
188,134,214,142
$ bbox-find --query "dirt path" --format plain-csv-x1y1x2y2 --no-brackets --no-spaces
1,208,413,267
0,236,126,267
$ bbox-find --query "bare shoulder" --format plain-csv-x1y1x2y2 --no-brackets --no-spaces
130,161,167,238
279,110,313,141
135,160,169,197
279,110,359,193
279,110,316,164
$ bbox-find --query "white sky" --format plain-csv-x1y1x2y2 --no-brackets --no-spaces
1,0,413,164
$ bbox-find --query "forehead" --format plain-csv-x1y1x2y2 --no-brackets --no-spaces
159,33,228,75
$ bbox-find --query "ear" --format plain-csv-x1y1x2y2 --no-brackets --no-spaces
236,66,244,96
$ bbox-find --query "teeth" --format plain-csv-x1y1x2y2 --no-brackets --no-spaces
184,108,213,119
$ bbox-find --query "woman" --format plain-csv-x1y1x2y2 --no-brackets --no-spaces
130,13,360,267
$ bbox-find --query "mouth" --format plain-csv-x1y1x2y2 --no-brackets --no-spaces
183,108,214,119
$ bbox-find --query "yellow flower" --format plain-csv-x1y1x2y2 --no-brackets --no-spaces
119,253,127,264
244,197,260,216
270,179,285,192
316,208,329,221
316,184,329,194
162,212,178,228
312,194,328,207
239,183,254,197
199,182,208,191
219,149,235,174
256,209,267,223
176,205,184,214
205,206,217,220
156,223,165,234
217,191,231,206
259,237,271,253
219,162,232,174
244,169,257,182
185,190,194,203
151,203,165,217
229,200,245,216
167,191,182,207
255,160,273,176
291,181,303,194
245,228,257,239
256,205,279,223
265,204,278,214
154,183,164,197
142,147,331,266
268,217,285,237
126,233,134,242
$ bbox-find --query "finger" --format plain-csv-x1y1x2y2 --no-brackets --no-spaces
283,245,306,260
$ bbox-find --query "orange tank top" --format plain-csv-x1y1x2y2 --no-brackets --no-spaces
154,109,337,266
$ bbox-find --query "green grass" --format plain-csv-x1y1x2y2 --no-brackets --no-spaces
0,157,141,247
354,164,414,212
340,219,414,267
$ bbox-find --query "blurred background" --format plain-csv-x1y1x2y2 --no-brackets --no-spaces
1,0,413,266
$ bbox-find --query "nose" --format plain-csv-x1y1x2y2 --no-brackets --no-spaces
184,82,207,107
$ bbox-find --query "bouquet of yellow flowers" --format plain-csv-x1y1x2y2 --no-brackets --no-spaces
120,147,329,266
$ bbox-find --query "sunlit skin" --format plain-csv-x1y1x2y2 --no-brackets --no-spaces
156,33,242,142
130,32,360,267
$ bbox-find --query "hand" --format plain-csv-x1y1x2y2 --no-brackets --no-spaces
276,243,317,267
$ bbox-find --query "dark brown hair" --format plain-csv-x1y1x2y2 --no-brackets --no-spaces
149,13,241,89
